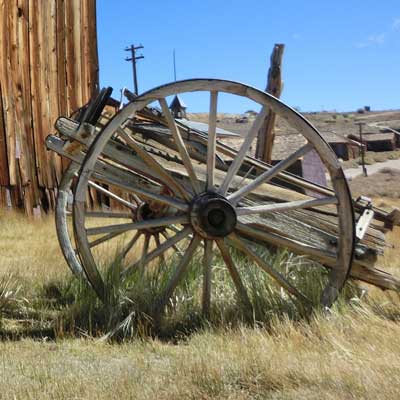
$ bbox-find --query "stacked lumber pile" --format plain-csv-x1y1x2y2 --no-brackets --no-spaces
0,0,98,216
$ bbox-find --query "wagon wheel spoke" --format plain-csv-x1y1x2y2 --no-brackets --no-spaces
202,239,213,318
116,128,191,201
91,173,189,212
139,233,151,270
154,233,166,266
161,230,184,256
215,239,253,310
122,226,193,277
218,106,269,195
85,211,134,219
131,193,143,206
228,232,311,304
88,180,137,210
206,91,218,191
120,231,142,261
236,196,338,216
154,234,201,315
86,215,189,236
228,143,314,204
89,230,127,249
159,97,201,194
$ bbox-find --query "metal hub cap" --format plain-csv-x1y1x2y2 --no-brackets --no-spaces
190,192,237,239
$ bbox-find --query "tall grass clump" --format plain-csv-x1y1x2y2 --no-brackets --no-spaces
0,274,27,323
54,240,360,340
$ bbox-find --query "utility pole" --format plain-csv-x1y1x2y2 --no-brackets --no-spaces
125,44,144,95
356,122,367,177
173,49,177,81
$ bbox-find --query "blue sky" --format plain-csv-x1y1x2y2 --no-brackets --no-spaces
97,0,400,113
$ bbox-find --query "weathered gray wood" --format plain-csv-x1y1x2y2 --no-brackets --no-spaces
159,98,201,194
202,239,213,317
218,106,269,195
215,238,253,310
236,196,338,216
229,143,313,204
55,162,83,276
89,230,126,249
154,235,201,315
116,128,190,201
256,43,285,163
87,181,137,211
86,214,189,236
85,211,133,219
123,226,192,277
207,91,218,191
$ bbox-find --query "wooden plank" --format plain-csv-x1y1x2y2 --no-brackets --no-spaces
87,0,99,99
56,0,67,116
65,0,78,115
0,84,9,187
4,0,17,186
48,0,63,185
17,0,41,212
28,0,45,189
72,0,83,108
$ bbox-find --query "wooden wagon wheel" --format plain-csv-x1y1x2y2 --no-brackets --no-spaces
55,160,181,279
72,79,355,313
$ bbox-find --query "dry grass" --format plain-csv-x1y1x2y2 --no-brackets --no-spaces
349,168,400,198
0,210,69,287
0,203,400,399
1,310,400,399
342,150,400,169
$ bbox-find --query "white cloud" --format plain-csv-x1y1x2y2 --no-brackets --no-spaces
355,33,385,48
393,18,400,30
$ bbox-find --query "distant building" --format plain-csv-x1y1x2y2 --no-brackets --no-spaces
169,95,187,119
348,132,397,152
270,130,361,194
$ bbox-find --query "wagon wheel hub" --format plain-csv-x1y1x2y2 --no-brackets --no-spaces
136,202,166,234
190,192,237,239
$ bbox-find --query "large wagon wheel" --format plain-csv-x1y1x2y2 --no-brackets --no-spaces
72,79,355,313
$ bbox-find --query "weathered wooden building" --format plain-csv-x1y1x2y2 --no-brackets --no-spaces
0,0,99,216
348,132,397,152
169,95,187,119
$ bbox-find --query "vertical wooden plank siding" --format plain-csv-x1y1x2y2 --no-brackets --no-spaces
0,0,99,215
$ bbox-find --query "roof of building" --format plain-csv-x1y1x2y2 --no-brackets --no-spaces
348,132,395,142
179,119,240,138
169,95,187,110
271,130,358,161
319,130,351,143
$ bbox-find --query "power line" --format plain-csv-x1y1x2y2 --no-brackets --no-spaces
125,44,144,95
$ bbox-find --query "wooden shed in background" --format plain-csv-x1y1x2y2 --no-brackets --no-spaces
0,0,99,216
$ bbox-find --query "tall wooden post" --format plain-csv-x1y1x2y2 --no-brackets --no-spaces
256,43,285,163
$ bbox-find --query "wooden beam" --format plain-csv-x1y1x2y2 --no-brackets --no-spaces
256,43,285,163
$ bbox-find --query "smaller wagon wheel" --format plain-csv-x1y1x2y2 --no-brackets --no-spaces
55,162,182,279
72,79,355,314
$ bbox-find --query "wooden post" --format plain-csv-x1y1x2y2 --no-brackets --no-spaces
255,43,285,163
